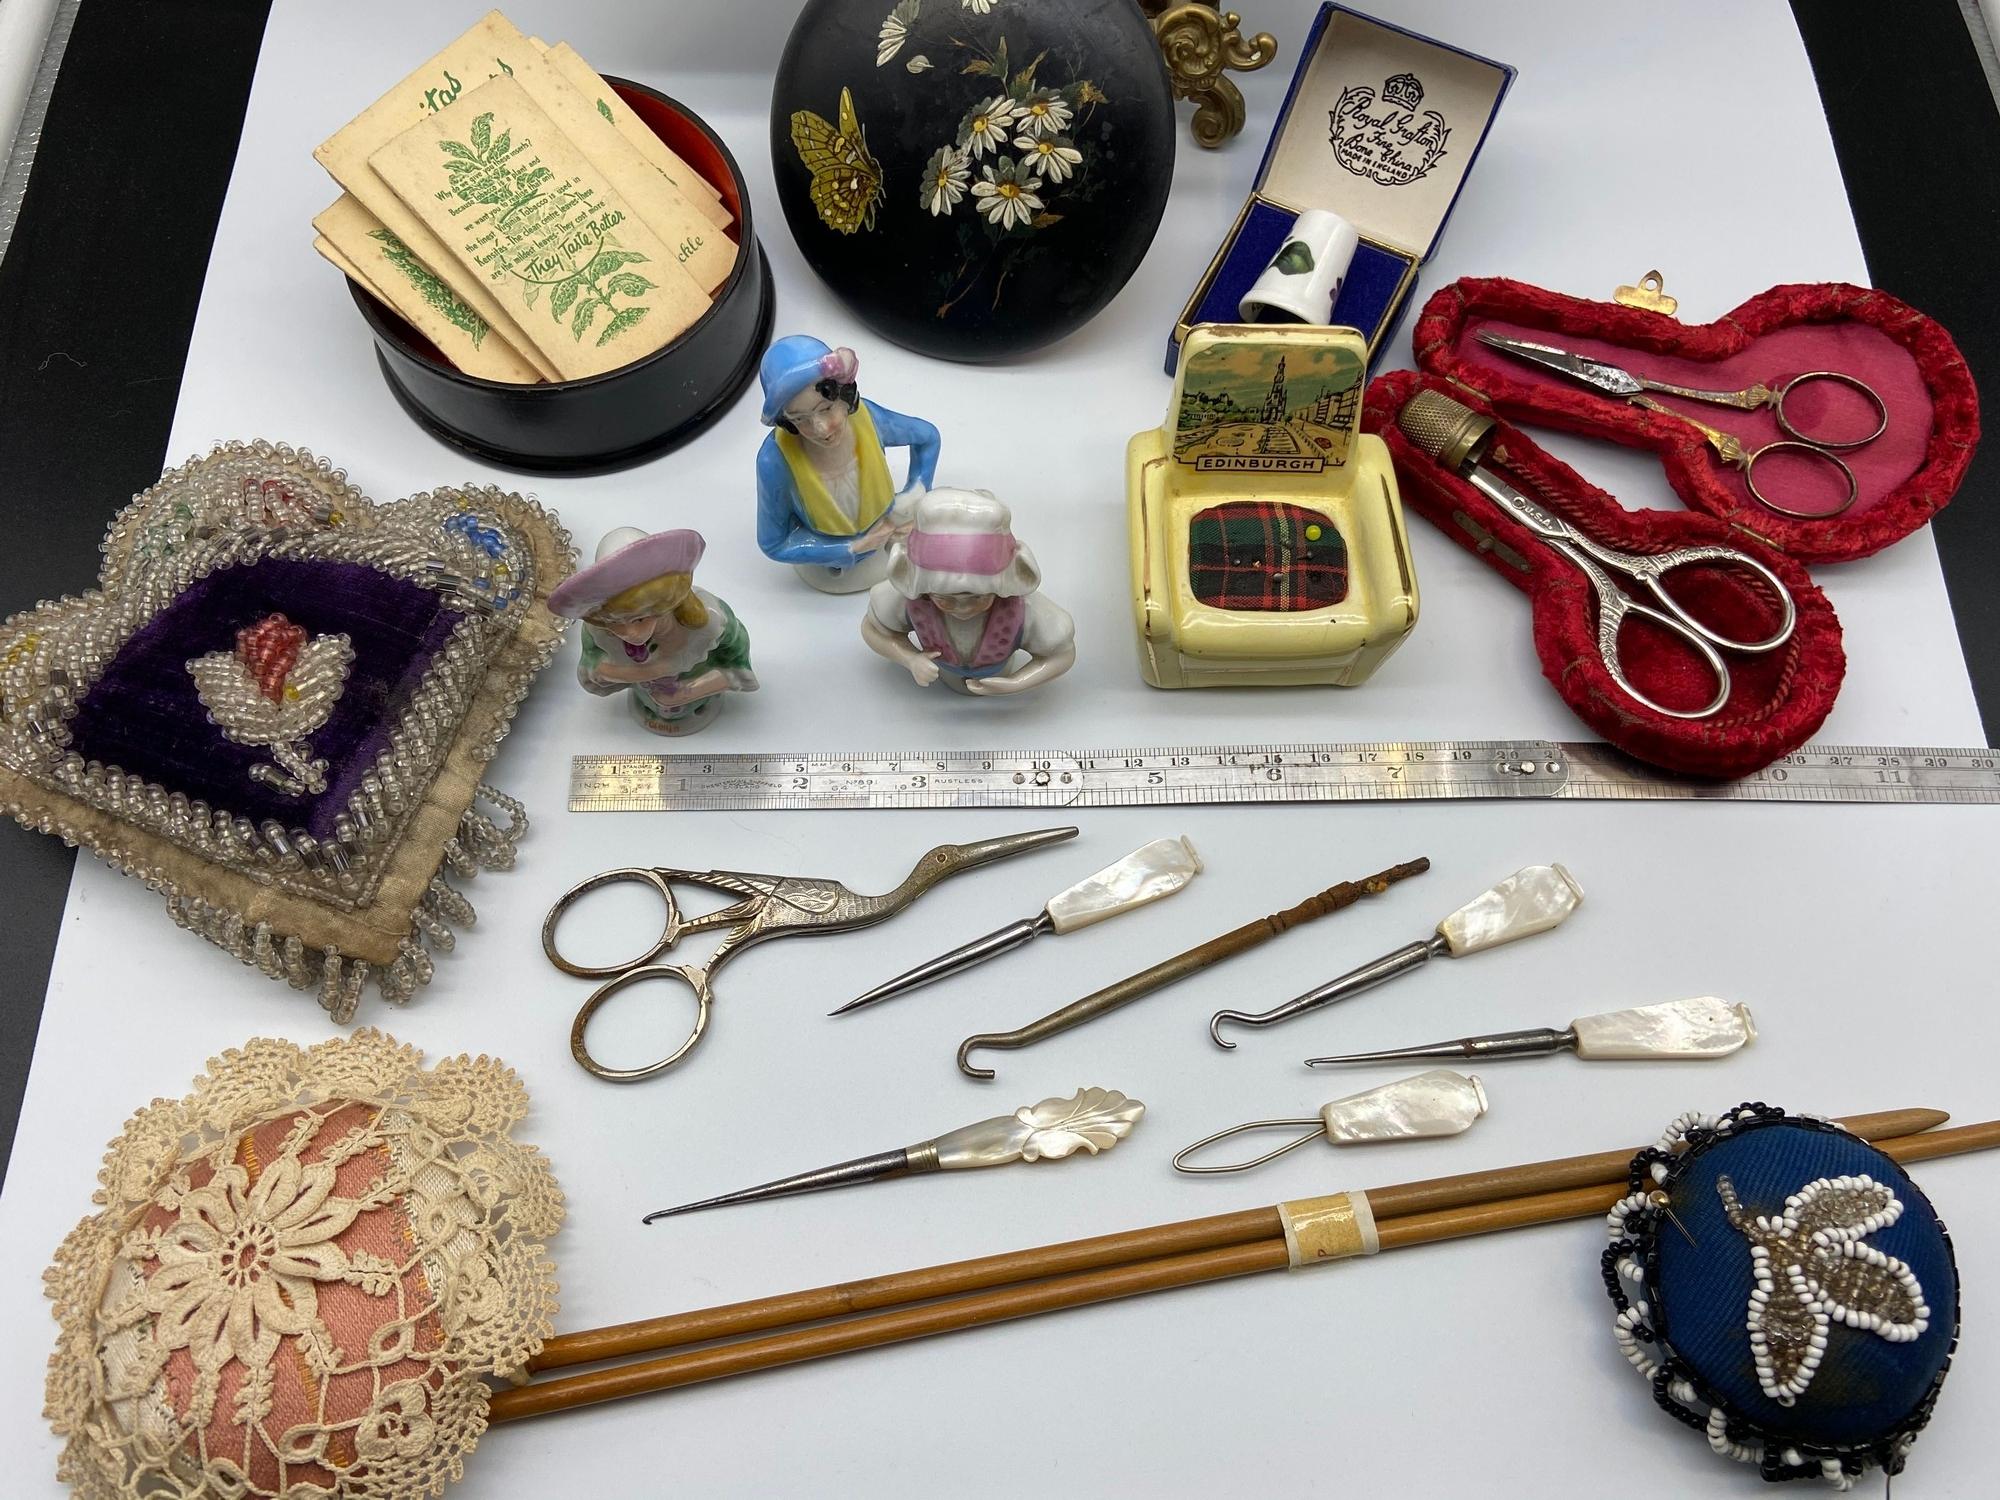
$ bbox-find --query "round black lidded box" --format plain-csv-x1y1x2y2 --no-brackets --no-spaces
771,0,1176,362
352,80,775,475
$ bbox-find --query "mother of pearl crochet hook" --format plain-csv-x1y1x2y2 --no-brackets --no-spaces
1305,996,1756,1067
833,838,1203,1015
1209,864,1583,1048
642,1088,1144,1220
1173,1071,1491,1174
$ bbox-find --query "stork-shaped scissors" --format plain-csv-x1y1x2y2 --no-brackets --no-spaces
545,827,1078,1082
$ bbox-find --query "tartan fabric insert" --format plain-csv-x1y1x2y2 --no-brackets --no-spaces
1188,502,1349,611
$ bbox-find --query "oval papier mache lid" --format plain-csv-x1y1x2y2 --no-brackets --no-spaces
770,0,1176,361
43,1033,564,1500
1605,1105,1959,1489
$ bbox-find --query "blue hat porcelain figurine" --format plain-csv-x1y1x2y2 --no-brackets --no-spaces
1605,1103,1959,1490
754,334,942,594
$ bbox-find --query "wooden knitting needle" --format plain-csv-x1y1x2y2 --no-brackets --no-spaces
526,1104,1941,1373
494,1117,1992,1423
495,1107,1966,1420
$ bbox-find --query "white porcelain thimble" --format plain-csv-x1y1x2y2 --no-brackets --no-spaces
1238,210,1361,325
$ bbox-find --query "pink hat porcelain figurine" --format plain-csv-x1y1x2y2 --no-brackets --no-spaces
560,527,758,736
548,528,706,619
863,489,1075,698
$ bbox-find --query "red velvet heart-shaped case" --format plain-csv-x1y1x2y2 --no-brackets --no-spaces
1366,371,1847,778
1409,277,1978,564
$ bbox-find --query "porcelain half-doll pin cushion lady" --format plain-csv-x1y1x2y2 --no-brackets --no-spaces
863,488,1075,697
549,527,757,736
756,335,941,593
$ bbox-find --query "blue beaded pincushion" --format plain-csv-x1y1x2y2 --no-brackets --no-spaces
0,442,573,1019
1605,1104,1959,1489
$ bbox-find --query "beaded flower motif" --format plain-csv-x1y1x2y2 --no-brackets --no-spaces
188,613,354,796
1718,1171,1929,1405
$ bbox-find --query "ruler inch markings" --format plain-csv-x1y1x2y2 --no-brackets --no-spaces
570,740,2000,810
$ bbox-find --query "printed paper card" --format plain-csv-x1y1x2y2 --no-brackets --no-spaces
539,39,731,225
313,193,544,384
370,74,707,380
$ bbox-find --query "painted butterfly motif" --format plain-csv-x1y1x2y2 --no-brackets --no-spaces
791,86,885,234
1716,1172,1929,1405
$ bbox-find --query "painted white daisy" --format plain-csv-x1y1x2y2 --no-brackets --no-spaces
959,95,1020,158
1014,132,1082,183
971,156,1043,230
961,1,995,13
921,144,971,215
1015,88,1073,137
906,55,933,74
876,0,919,66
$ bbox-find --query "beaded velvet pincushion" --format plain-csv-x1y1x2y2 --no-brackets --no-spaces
1605,1105,1959,1489
0,442,574,1018
43,1032,563,1499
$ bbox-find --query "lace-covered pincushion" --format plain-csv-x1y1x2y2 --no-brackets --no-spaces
0,442,574,1018
44,1032,564,1500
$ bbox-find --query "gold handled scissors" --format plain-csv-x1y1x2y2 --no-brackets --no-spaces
1477,332,1888,520
543,827,1077,1082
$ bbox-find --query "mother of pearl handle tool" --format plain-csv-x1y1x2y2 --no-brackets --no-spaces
834,837,1203,1015
642,1088,1144,1219
956,858,1430,1080
1173,1070,1491,1174
1305,996,1756,1066
1209,864,1583,1047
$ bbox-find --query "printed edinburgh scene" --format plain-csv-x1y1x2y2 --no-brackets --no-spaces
1174,339,1364,473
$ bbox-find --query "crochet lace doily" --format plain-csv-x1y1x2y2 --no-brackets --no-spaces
43,1032,564,1499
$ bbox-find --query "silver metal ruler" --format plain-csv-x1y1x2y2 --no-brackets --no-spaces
569,741,2000,811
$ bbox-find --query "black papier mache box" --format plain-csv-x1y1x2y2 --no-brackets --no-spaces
1168,4,1515,373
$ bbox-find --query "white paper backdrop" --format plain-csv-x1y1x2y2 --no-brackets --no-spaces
1,2,1994,1495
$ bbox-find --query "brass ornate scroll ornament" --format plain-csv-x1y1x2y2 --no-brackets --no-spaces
1143,1,1279,148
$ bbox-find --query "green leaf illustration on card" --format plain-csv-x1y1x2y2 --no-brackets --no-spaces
597,97,615,123
596,305,648,347
367,228,491,347
424,102,669,352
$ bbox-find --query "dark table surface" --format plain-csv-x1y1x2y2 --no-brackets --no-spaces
0,2,1995,1183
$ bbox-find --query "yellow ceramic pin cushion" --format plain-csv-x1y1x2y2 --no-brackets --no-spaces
1127,323,1417,687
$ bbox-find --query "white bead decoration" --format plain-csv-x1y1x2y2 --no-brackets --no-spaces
0,441,574,1018
1608,1109,1941,1491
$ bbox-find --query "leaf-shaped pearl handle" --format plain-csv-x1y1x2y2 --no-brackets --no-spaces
1044,837,1202,934
930,1088,1146,1169
1436,863,1584,956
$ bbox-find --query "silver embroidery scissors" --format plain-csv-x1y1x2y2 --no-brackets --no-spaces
1397,390,1797,720
544,827,1077,1082
1476,331,1888,520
